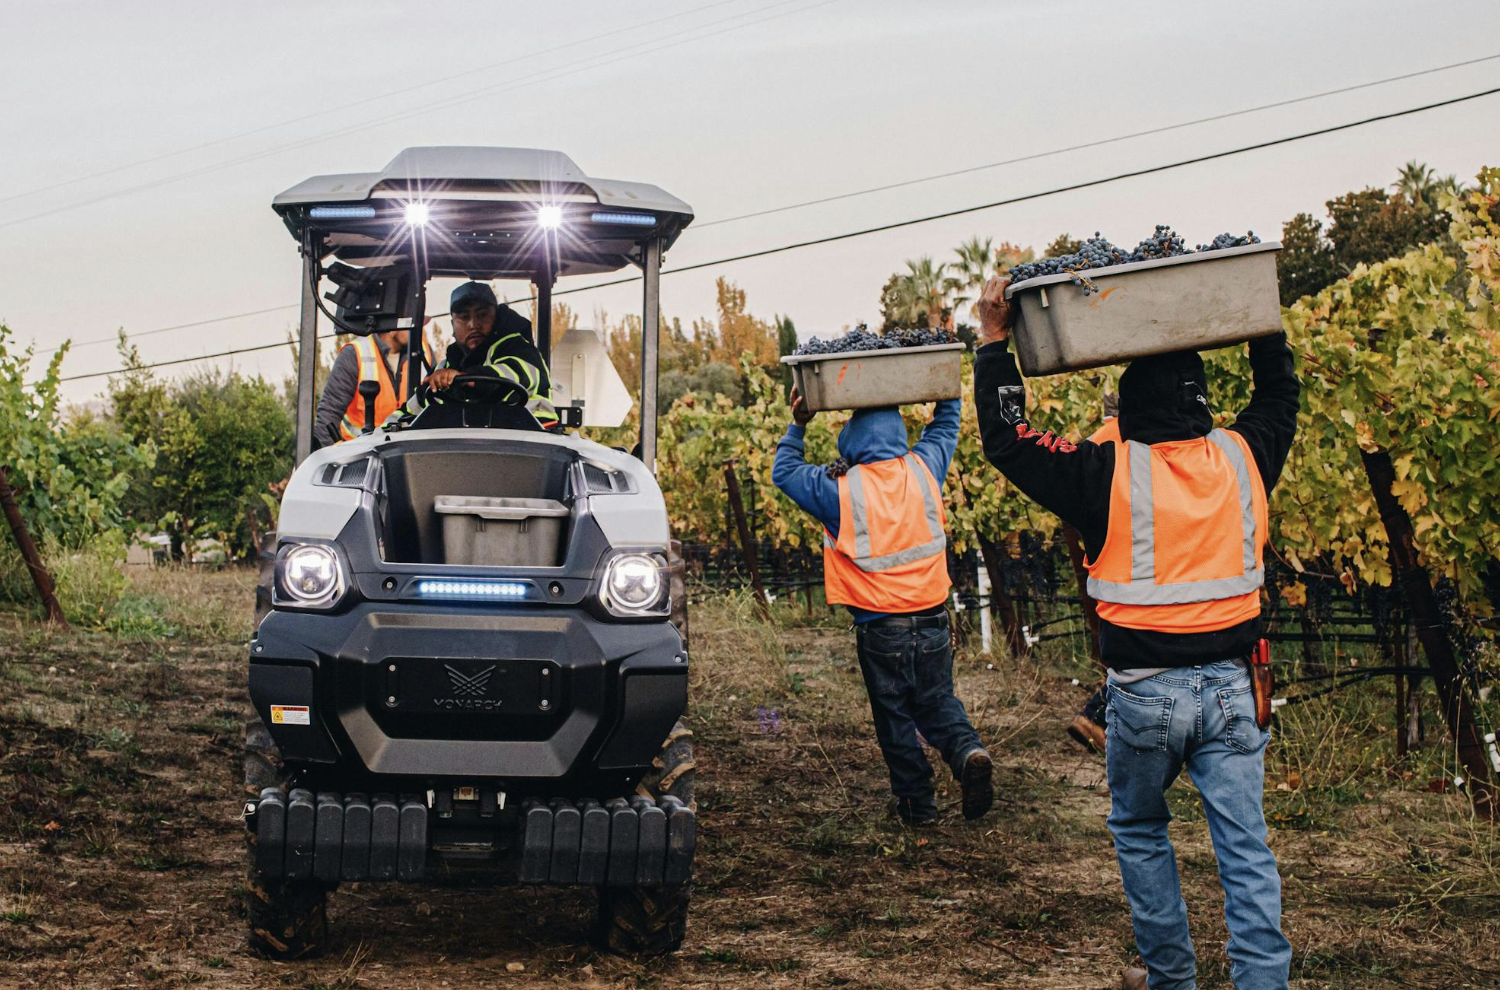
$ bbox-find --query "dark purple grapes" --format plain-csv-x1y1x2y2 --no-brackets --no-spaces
824,457,850,478
794,325,957,357
1006,226,1261,295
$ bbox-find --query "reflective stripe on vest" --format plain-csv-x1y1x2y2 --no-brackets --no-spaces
823,453,947,572
1086,429,1263,606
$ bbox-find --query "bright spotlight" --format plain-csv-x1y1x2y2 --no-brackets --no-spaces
404,202,430,226
537,205,563,230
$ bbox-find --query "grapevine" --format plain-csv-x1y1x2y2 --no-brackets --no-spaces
635,170,1500,618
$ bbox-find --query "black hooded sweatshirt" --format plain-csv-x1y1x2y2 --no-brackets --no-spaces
972,333,1300,670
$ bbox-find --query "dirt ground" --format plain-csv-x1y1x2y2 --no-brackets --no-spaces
1,569,1498,990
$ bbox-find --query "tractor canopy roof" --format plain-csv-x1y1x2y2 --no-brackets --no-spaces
272,147,693,279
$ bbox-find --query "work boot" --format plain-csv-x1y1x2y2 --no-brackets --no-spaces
959,748,993,820
1121,965,1149,990
889,796,938,826
1067,714,1107,753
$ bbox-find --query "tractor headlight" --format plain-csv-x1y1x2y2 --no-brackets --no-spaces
600,552,668,618
275,543,345,609
536,205,563,230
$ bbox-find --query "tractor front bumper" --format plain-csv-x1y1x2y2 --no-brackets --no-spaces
246,787,695,887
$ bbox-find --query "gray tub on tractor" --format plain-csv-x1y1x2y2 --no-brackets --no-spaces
245,147,696,960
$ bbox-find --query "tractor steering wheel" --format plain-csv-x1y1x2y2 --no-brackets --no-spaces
442,373,530,408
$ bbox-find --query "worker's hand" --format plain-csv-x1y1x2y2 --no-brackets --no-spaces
790,387,815,426
427,367,460,391
976,276,1013,345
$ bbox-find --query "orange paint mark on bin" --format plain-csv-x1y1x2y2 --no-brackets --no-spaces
837,364,848,384
1100,287,1119,301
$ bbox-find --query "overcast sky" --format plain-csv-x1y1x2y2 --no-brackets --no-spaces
3,0,1499,404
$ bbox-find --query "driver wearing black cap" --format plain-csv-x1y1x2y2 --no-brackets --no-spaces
397,281,559,428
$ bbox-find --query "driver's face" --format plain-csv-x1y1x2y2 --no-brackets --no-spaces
451,304,496,351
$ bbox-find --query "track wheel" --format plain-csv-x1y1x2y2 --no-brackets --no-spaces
596,720,695,956
244,718,328,960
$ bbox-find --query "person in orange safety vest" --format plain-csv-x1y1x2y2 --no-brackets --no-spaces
773,386,993,825
1066,397,1120,755
312,323,437,448
972,276,1300,990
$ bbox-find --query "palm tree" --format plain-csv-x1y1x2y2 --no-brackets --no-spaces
1394,160,1444,210
949,236,996,320
900,256,952,328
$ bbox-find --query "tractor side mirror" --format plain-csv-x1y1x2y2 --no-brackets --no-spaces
358,380,382,434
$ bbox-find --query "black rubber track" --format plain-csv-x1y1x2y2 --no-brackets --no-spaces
244,718,329,960
596,720,695,956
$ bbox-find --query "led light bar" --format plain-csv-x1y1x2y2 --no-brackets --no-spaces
309,205,377,219
589,211,656,226
416,580,529,599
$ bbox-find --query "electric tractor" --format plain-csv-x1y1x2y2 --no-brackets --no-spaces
245,147,696,959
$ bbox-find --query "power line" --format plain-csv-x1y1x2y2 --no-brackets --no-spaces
0,0,835,232
539,84,1500,298
694,52,1500,229
0,0,745,207
41,304,303,357
53,83,1500,384
42,55,1490,358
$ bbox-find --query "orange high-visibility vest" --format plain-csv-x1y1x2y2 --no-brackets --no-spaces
823,453,950,613
1090,418,1121,446
337,335,436,441
1085,428,1268,634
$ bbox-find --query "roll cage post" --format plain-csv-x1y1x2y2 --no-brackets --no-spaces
294,228,320,465
639,236,662,472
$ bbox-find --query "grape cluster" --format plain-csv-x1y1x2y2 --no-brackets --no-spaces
793,326,957,356
1195,231,1259,252
1006,226,1262,295
824,457,850,479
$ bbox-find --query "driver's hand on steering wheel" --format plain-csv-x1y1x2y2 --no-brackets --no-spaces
426,368,461,391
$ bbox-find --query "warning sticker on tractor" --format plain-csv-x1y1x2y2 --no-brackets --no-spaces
270,705,310,726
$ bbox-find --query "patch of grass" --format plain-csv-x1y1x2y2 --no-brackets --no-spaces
203,957,227,969
0,885,33,925
94,726,139,756
106,593,178,638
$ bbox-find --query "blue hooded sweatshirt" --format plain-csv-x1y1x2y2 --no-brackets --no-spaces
772,399,961,621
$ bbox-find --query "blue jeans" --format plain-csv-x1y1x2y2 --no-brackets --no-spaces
855,619,983,809
1106,660,1291,990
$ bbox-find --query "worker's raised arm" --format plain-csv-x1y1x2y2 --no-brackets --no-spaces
1226,332,1300,492
911,398,961,490
971,278,1115,554
770,388,842,536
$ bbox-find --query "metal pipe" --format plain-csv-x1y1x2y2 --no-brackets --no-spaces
294,230,319,465
639,237,662,471
536,229,557,363
407,223,429,400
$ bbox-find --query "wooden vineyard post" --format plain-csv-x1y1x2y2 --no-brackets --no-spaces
722,460,771,621
0,465,67,626
1361,448,1494,816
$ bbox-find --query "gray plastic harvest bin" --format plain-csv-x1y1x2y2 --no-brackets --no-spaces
780,342,966,412
433,496,569,567
1004,241,1282,376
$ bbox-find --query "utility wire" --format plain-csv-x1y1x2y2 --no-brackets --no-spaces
53,83,1500,384
44,58,1495,357
0,0,745,207
535,83,1500,301
695,52,1500,229
0,0,834,232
